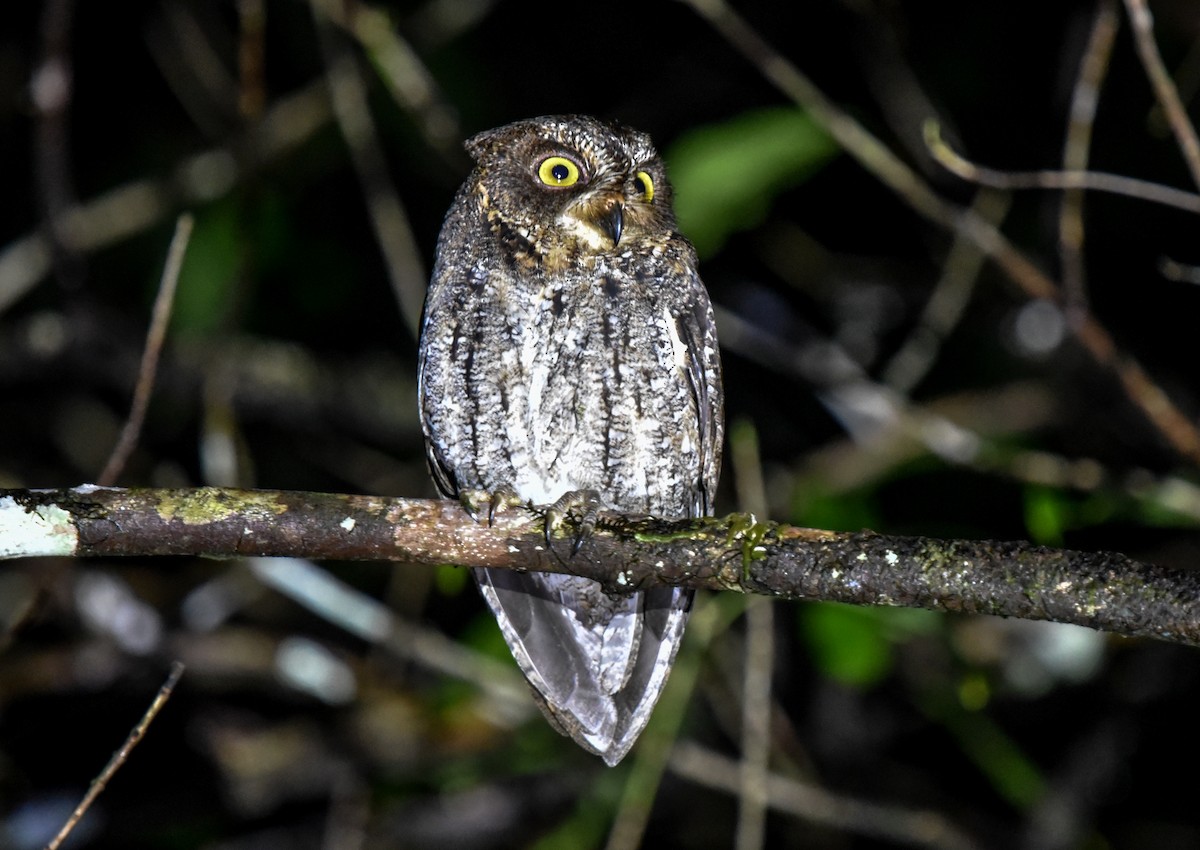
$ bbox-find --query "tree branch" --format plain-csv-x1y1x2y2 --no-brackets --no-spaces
3,485,1198,647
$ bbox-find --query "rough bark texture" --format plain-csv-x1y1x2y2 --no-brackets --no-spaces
4,485,1199,646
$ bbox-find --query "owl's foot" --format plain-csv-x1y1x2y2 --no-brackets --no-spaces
459,485,525,526
544,489,603,556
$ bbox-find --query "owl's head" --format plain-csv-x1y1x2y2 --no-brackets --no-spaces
464,115,678,261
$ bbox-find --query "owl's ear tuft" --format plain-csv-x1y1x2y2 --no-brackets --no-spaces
464,127,506,164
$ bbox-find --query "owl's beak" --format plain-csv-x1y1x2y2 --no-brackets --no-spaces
597,201,624,246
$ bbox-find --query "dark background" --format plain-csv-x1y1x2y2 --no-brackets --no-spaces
3,1,1200,848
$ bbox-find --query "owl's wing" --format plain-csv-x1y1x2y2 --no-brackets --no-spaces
606,583,692,764
415,283,461,501
672,269,725,517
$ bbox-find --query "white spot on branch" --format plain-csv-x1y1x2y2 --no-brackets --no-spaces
0,496,78,558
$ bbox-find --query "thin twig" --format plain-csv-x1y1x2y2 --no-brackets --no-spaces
792,377,1200,525
406,0,501,49
147,3,239,138
322,0,464,167
237,0,267,120
44,662,185,850
247,557,531,717
1060,0,1119,317
731,420,772,850
1147,33,1200,136
670,741,981,850
1124,0,1200,190
311,0,427,338
737,598,773,850
881,190,1012,395
33,0,83,291
606,426,774,850
1159,256,1200,284
97,214,194,486
925,120,1200,214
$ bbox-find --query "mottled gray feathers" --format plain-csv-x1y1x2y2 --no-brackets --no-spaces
418,115,723,765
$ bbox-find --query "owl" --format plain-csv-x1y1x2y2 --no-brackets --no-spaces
417,115,724,765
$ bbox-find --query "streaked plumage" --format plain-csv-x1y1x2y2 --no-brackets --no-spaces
418,115,723,765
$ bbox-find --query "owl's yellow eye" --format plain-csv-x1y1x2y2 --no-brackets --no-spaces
537,156,581,187
634,171,654,202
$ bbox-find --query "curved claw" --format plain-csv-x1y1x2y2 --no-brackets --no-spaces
488,484,523,526
459,489,488,523
459,485,525,527
543,489,603,555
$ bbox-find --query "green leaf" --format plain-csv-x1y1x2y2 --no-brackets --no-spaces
802,603,941,687
1023,485,1068,546
435,563,469,596
802,604,890,687
792,481,881,533
666,107,839,257
172,200,243,333
456,609,513,663
930,695,1046,809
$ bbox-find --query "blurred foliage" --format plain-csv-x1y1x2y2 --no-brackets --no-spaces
174,199,245,333
801,604,942,688
667,107,839,257
3,0,1200,848
926,689,1047,810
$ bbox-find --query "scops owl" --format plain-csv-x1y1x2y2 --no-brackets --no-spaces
417,115,724,765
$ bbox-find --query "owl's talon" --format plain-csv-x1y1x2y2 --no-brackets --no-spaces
459,489,487,523
460,485,525,527
488,485,524,525
543,489,603,555
572,500,601,556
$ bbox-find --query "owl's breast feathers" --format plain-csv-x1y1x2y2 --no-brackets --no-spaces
422,250,716,514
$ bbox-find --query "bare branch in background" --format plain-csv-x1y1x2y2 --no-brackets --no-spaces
322,0,464,169
881,190,1011,395
146,3,240,138
1160,257,1200,284
1124,0,1200,190
730,422,772,850
44,663,185,850
603,592,739,850
311,1,428,338
237,0,266,120
1059,0,1119,318
97,214,194,486
924,120,1200,214
681,0,1200,470
670,742,981,850
32,0,83,291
